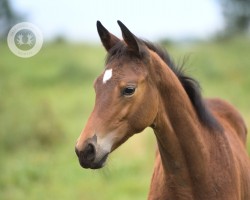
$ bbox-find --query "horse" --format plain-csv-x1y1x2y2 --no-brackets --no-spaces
75,21,250,199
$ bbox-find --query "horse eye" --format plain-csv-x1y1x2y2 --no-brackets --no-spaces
122,87,136,96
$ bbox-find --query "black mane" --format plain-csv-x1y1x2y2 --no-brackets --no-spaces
106,40,221,131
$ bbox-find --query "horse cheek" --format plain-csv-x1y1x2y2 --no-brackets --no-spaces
130,94,158,133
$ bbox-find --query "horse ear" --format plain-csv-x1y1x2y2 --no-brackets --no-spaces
97,21,120,52
117,20,142,55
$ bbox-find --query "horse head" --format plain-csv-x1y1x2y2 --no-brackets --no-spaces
75,21,159,169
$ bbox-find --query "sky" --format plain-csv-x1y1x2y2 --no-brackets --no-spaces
11,0,224,42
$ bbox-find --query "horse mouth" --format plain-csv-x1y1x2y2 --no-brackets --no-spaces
78,152,109,169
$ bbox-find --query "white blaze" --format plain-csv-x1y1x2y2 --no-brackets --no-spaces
103,69,112,84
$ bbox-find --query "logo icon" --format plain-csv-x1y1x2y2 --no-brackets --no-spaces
7,22,43,58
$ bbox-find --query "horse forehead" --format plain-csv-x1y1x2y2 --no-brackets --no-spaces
99,59,145,86
101,65,125,83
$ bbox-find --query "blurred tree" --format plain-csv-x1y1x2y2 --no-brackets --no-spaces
219,0,250,36
0,0,22,40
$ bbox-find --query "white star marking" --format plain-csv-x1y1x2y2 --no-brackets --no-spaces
103,69,112,84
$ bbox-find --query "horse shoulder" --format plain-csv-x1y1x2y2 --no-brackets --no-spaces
148,149,170,200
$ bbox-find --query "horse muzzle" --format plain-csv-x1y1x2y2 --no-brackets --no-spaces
75,135,110,169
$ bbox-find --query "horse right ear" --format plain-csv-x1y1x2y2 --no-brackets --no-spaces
97,21,120,52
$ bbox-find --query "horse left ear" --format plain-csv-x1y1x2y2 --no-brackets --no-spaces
117,20,143,56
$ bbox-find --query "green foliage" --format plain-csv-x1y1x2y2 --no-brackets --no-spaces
0,0,24,39
0,62,65,151
0,38,249,200
218,0,250,37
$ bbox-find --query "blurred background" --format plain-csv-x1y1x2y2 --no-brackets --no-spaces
0,0,250,199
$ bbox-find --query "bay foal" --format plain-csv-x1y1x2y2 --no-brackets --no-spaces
75,21,250,199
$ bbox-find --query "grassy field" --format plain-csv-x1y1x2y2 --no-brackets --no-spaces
0,37,250,200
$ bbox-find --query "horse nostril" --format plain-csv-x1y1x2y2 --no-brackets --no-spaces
83,143,96,162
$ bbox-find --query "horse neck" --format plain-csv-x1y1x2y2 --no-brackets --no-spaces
150,54,210,194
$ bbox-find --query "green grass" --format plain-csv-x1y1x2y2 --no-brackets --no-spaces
0,37,250,200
